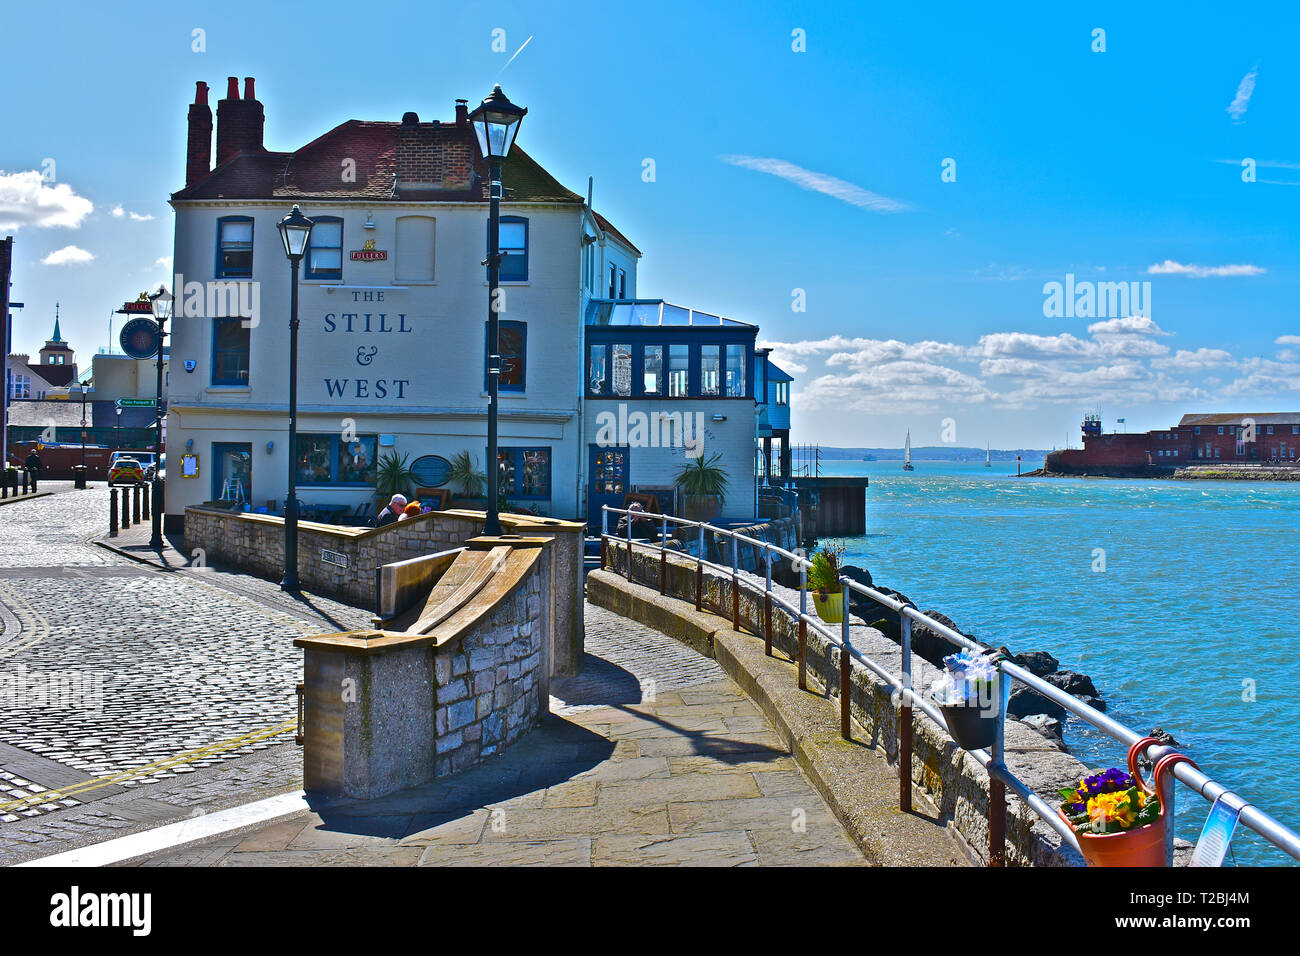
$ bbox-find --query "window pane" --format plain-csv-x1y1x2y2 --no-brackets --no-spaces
296,435,334,485
500,322,525,389
222,220,252,244
700,345,720,396
643,345,663,394
588,344,606,393
726,344,746,397
669,344,689,397
519,449,549,497
337,436,377,484
213,320,250,385
310,248,342,272
313,221,342,247
612,343,632,396
499,222,526,251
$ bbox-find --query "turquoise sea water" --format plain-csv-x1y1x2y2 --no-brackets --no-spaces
831,459,1298,865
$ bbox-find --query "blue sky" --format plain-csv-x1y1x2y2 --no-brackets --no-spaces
2,0,1298,448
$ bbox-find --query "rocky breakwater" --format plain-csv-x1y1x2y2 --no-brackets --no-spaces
839,565,1103,749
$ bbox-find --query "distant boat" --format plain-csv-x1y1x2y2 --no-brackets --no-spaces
985,443,991,467
902,431,914,471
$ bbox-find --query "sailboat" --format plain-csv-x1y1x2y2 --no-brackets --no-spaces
985,443,991,467
902,431,914,471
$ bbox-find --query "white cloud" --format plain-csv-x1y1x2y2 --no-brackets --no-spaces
1146,260,1265,278
719,155,911,213
1151,348,1236,371
1087,315,1170,336
156,256,174,270
111,204,124,217
129,211,154,221
41,245,94,265
1227,63,1259,122
0,170,94,231
1275,335,1300,346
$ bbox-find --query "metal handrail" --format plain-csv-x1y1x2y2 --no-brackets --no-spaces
600,504,1300,865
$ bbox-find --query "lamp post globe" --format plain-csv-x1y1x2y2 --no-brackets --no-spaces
469,86,526,537
277,205,313,592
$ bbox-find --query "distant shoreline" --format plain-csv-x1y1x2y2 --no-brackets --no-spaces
1022,464,1300,481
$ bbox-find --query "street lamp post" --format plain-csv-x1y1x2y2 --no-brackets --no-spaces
469,85,526,537
115,404,121,449
148,285,173,550
276,205,314,592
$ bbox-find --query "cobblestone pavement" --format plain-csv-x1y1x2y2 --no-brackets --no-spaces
132,604,865,867
0,485,366,862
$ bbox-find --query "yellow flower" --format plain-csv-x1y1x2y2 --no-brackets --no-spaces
1086,790,1145,830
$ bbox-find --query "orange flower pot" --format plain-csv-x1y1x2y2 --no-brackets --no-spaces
1060,738,1198,867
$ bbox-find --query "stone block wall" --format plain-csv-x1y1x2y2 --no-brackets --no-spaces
599,539,1089,866
432,560,548,777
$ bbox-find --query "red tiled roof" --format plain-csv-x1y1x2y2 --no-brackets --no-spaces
1178,412,1300,427
593,210,641,255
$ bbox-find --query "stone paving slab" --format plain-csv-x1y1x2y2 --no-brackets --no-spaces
126,606,867,867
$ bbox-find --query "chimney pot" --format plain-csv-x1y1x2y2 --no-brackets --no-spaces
225,76,240,100
186,81,214,187
194,80,209,106
455,99,468,127
244,77,256,101
402,111,420,126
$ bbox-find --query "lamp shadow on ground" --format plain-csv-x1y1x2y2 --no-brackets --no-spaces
301,653,787,841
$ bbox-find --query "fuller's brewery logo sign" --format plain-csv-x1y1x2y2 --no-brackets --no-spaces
350,238,387,262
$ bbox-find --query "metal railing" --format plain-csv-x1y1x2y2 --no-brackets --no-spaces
600,504,1300,866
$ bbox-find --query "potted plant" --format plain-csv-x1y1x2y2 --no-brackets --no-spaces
931,648,1000,750
1057,738,1198,867
447,450,487,508
374,451,416,502
806,540,846,623
674,452,729,523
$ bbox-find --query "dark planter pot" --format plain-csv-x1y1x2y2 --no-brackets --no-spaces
940,701,999,751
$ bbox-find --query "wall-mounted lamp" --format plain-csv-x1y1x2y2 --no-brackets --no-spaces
186,438,194,451
363,213,376,230
266,441,275,453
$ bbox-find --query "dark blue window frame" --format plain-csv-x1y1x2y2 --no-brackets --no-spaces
303,216,344,281
498,446,551,500
215,216,253,279
484,320,527,392
211,318,250,386
488,216,529,282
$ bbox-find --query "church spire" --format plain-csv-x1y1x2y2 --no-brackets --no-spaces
51,302,62,343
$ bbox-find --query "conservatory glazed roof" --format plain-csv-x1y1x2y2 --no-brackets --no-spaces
584,299,757,329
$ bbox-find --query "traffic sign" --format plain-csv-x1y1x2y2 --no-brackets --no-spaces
118,399,155,407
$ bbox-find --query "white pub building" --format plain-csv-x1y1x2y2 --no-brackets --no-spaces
165,78,791,530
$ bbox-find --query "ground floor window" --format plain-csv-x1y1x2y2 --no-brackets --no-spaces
296,433,378,486
498,447,551,499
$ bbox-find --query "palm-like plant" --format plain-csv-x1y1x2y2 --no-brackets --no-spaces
375,451,417,500
674,452,729,502
448,450,487,498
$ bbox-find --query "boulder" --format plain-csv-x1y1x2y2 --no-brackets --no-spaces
1150,726,1180,747
912,609,977,667
1020,714,1064,743
1013,650,1059,678
1044,670,1098,698
1008,684,1066,719
1075,694,1106,712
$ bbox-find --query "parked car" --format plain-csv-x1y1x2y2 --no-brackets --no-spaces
108,457,145,486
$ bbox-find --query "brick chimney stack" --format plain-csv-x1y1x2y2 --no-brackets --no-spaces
215,76,265,168
185,81,213,186
455,99,468,127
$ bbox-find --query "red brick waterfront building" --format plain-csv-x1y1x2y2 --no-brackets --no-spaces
1050,412,1300,473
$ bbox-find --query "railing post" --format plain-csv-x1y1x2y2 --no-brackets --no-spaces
797,558,807,691
659,515,668,594
730,536,740,631
109,486,119,537
120,485,131,529
132,484,141,524
600,506,608,570
840,578,851,740
899,614,913,812
625,507,633,583
763,549,773,657
988,669,1011,867
695,523,704,611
